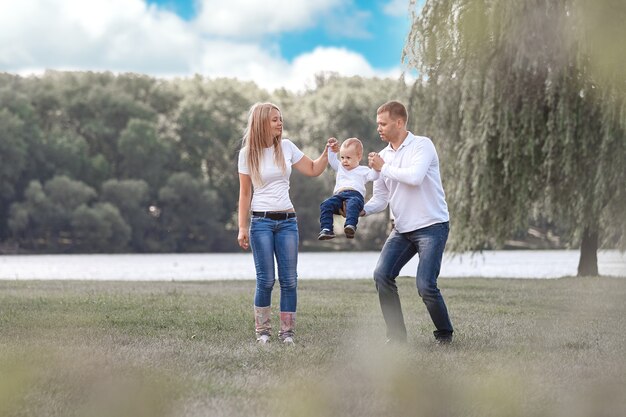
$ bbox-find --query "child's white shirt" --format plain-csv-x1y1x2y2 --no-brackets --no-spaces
329,150,379,197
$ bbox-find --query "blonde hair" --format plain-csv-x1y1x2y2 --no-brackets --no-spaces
341,137,364,159
241,102,286,186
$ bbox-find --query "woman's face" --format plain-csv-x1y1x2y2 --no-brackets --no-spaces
269,108,283,141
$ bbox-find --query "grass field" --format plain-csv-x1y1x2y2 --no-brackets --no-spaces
1,276,625,417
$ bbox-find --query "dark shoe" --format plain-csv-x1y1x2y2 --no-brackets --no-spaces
435,336,453,346
344,225,356,239
318,229,335,240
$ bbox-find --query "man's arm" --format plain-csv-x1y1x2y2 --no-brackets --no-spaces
370,140,435,186
363,176,389,216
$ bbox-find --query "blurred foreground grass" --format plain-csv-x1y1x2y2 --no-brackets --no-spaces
1,277,625,417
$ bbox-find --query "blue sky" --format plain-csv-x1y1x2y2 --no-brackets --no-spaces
0,0,414,91
147,0,410,69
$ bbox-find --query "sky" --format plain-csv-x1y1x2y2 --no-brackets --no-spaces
0,0,415,91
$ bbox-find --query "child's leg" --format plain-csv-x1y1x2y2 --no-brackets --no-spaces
319,195,343,231
344,193,365,228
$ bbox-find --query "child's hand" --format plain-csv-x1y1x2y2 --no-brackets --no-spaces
327,137,339,153
368,152,384,171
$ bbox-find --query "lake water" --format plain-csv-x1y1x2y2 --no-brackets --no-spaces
0,250,624,281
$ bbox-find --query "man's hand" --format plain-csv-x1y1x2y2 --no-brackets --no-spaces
368,152,384,171
338,203,365,217
338,201,346,217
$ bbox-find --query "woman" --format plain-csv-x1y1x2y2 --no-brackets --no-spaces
237,102,331,345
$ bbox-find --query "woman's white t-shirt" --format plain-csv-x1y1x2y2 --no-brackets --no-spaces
238,139,304,211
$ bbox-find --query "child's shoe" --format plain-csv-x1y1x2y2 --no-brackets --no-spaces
344,225,356,239
318,229,335,240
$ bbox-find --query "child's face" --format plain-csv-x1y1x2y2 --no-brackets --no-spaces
339,145,361,170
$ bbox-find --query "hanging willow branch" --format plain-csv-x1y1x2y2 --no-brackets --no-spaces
403,0,626,254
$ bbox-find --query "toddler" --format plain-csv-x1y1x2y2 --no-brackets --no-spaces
319,137,379,239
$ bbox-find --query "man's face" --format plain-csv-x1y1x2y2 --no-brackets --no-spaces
339,145,361,170
376,111,401,143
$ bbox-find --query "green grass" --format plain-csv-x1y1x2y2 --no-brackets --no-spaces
1,277,625,417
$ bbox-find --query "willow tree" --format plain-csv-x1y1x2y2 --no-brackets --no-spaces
403,0,626,275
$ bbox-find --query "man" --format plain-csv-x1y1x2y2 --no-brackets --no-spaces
364,101,453,344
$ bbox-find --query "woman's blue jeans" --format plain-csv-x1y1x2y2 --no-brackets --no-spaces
249,216,299,312
373,222,453,341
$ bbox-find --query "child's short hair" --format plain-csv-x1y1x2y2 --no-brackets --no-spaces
341,137,364,158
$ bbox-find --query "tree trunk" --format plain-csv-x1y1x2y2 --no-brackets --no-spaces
577,226,599,276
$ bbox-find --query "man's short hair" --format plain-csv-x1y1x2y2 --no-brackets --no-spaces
377,101,408,123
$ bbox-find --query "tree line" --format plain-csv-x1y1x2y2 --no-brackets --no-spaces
0,71,408,253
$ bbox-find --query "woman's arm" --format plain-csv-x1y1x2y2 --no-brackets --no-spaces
293,139,331,177
237,173,252,250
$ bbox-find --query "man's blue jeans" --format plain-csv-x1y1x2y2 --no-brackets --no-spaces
249,216,299,312
319,190,364,231
373,222,453,341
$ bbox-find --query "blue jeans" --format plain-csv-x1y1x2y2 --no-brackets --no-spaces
373,222,453,341
319,190,364,231
249,216,299,312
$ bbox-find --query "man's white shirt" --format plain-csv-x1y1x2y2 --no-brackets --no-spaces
363,132,449,233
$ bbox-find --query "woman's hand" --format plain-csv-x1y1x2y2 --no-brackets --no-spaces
238,228,250,250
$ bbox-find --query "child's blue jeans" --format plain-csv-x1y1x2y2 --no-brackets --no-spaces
319,190,364,231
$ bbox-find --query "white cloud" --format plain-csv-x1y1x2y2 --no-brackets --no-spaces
383,0,411,17
285,47,405,91
193,40,288,86
193,45,401,92
0,0,196,74
193,0,342,38
323,9,372,40
0,0,402,91
287,47,376,90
